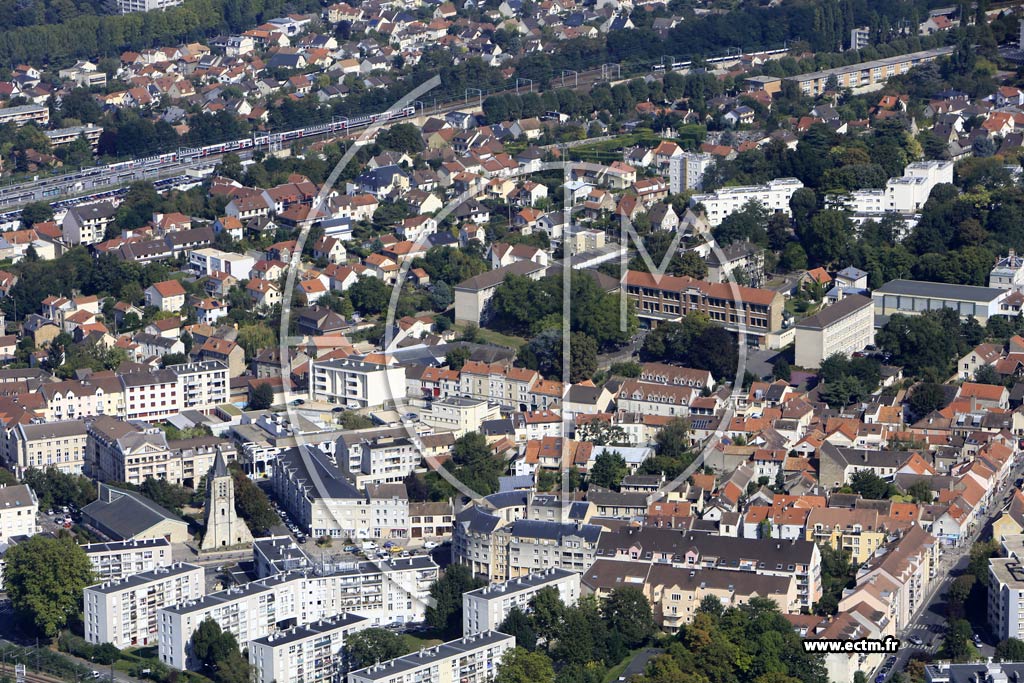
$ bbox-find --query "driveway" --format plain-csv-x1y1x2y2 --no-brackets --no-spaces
619,648,665,681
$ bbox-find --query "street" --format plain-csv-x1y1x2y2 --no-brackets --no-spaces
877,455,1024,680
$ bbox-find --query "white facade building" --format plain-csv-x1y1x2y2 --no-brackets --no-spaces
249,613,370,683
158,558,438,670
0,484,38,540
171,361,229,413
989,558,1024,641
835,160,953,216
82,538,173,581
990,251,1024,290
309,358,406,410
462,568,580,636
189,248,256,280
669,152,715,193
84,562,204,648
117,0,183,12
691,178,804,226
348,632,515,683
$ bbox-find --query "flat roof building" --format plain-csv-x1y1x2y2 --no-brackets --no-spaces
795,294,875,369
82,538,173,580
785,47,954,96
85,562,204,648
249,613,370,683
348,631,514,683
872,279,1010,323
463,568,580,635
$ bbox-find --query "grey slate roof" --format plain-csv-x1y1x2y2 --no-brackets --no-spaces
82,484,185,540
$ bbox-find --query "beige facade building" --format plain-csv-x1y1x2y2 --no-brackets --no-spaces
6,420,89,475
794,294,875,369
422,397,501,437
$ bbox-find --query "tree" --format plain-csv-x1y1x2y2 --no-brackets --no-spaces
589,450,627,490
338,412,375,430
425,564,484,638
140,477,191,511
344,628,410,669
21,201,53,226
192,619,238,670
237,324,275,360
697,595,724,618
376,123,425,154
849,470,894,499
905,480,933,503
430,281,453,311
4,535,94,636
943,619,974,662
995,638,1024,662
229,466,278,535
801,210,851,266
907,382,946,417
529,587,566,644
445,346,471,370
248,382,274,410
349,277,392,315
603,587,655,648
498,608,538,652
494,648,555,683
772,357,791,382
974,364,1002,386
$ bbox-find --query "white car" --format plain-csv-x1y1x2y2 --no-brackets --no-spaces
423,541,438,549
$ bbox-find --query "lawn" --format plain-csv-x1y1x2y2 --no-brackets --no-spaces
568,132,665,162
402,633,444,652
601,647,646,683
453,322,526,350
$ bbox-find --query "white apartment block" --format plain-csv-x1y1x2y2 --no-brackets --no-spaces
172,361,229,413
348,631,515,683
62,202,116,246
189,248,256,279
0,484,38,540
690,178,804,227
249,613,370,683
794,294,875,369
346,436,421,489
117,0,183,12
7,420,89,475
0,104,49,127
82,538,173,581
309,358,406,410
158,558,438,670
989,558,1024,641
669,152,715,193
834,160,953,216
84,563,204,648
462,568,580,636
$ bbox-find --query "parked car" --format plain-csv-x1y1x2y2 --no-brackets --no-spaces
423,541,439,549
